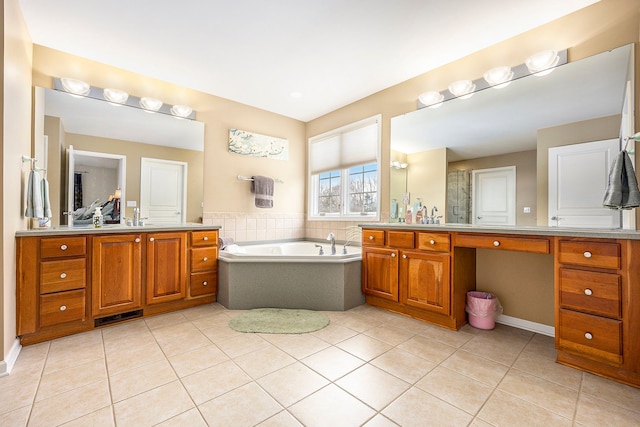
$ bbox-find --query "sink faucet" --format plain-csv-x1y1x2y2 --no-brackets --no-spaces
327,232,336,255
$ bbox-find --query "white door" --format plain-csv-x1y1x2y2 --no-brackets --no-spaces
548,139,621,228
472,166,516,226
140,158,187,224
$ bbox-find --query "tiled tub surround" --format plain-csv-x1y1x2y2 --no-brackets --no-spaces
203,211,366,243
2,303,639,426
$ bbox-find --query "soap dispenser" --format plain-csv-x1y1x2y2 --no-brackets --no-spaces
92,207,103,228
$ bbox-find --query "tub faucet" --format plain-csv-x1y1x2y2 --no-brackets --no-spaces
327,232,336,255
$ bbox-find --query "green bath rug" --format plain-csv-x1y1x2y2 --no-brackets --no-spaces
229,308,330,334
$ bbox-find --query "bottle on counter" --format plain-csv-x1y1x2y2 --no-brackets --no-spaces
92,207,103,228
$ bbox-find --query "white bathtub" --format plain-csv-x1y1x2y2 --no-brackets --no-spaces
217,240,364,311
219,241,361,263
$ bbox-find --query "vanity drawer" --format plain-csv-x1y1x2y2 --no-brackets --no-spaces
362,229,385,246
388,231,415,249
557,309,622,365
190,271,217,297
454,233,550,254
190,247,218,272
41,237,86,259
191,230,218,247
417,232,450,252
40,259,86,294
39,289,86,327
559,268,621,318
558,240,620,270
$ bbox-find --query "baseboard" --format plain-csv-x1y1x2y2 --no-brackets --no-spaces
496,314,555,337
0,339,22,377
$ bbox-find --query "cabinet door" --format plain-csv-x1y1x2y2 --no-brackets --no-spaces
92,234,142,317
362,246,399,301
146,232,187,304
400,250,451,316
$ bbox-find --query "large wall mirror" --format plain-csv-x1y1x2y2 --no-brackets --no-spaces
35,87,205,227
390,43,634,228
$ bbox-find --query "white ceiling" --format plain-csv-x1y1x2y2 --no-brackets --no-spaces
19,0,598,122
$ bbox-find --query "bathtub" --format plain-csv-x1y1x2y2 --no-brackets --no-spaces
217,241,364,311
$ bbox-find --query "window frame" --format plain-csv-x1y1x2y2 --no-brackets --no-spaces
307,115,381,221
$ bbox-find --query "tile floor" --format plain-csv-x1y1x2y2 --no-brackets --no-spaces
1,303,639,427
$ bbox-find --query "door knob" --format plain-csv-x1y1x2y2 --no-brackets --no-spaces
149,237,155,242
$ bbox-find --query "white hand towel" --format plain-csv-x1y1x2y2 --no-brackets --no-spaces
25,170,44,218
41,176,52,218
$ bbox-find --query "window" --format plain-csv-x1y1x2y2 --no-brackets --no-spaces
308,115,381,220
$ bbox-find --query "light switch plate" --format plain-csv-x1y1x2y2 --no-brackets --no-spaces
523,207,531,213
127,201,137,207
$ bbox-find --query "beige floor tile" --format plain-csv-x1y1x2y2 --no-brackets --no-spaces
155,408,207,427
100,318,149,343
199,382,283,427
460,335,526,366
362,414,400,427
261,333,330,360
498,369,578,419
512,350,582,390
580,372,640,413
382,387,473,427
363,325,416,346
181,359,251,404
145,311,189,330
397,335,456,363
234,344,296,379
257,410,303,426
311,322,358,344
289,384,376,427
419,325,475,348
110,358,177,402
336,334,393,361
49,329,103,352
60,406,115,427
29,380,111,426
43,342,105,375
257,362,329,407
384,314,433,334
9,342,49,380
0,406,30,427
199,322,241,344
522,333,557,360
103,330,157,354
371,347,437,384
215,333,270,358
415,366,493,414
336,364,410,410
181,303,227,321
302,346,365,381
36,358,107,402
332,313,381,332
156,329,213,357
468,418,495,427
0,377,39,415
575,392,640,427
113,380,194,427
191,312,234,330
167,344,229,378
477,390,572,427
440,349,509,387
104,338,166,376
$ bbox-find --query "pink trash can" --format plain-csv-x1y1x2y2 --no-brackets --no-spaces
466,291,503,330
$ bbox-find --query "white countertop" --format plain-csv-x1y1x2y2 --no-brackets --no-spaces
15,223,220,237
358,222,640,240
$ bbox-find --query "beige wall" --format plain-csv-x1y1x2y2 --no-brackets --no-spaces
2,0,33,370
406,148,448,221
450,150,538,226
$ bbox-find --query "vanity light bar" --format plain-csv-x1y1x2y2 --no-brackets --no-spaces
53,78,196,120
417,49,567,109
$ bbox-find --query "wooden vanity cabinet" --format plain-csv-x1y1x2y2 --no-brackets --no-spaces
189,230,218,298
146,232,187,305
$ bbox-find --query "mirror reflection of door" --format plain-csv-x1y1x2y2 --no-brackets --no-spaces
140,158,187,224
548,139,621,228
472,166,516,226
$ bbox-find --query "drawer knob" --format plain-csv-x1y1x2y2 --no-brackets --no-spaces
430,239,436,245
203,257,208,262
584,288,593,296
493,241,500,247
203,281,208,286
402,254,407,259
584,332,593,340
203,236,209,241
583,251,592,258
60,244,68,251
391,253,396,258
135,238,141,243
60,273,67,279
149,237,155,242
59,305,67,311
369,235,374,240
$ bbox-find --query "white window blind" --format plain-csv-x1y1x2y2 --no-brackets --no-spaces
309,120,379,175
